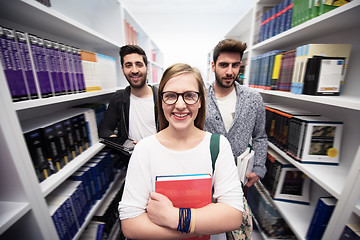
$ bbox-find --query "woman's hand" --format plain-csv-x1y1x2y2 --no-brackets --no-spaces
147,192,178,229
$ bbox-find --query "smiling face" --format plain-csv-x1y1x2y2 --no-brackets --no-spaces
161,73,201,132
212,52,241,89
122,53,148,88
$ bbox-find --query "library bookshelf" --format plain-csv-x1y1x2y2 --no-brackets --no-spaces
0,0,163,239
208,0,360,239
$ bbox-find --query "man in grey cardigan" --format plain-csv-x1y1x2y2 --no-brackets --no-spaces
205,38,268,187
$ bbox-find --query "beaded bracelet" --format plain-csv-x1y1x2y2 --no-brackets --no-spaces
177,208,191,233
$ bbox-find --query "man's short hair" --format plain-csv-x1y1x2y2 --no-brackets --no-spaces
119,45,148,66
213,39,247,64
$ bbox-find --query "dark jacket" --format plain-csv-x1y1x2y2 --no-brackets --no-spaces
98,85,159,140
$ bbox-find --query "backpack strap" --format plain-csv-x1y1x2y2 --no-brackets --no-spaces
210,134,220,173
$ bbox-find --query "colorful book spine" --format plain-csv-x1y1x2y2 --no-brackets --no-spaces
0,27,29,101
65,45,77,93
59,43,72,94
28,34,53,98
276,49,296,92
51,41,66,94
44,39,62,96
23,128,52,182
15,31,39,99
73,47,86,93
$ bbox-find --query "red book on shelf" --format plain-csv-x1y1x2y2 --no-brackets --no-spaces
155,174,212,240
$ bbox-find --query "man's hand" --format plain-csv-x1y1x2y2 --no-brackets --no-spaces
245,172,259,187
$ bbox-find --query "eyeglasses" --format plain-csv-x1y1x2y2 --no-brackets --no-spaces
161,91,200,105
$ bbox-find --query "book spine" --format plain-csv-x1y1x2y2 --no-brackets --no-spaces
41,125,61,173
51,207,70,240
44,39,61,96
1,27,29,102
306,198,336,239
51,41,64,94
15,31,39,99
53,121,70,165
24,129,52,182
62,198,79,238
70,173,93,206
74,48,86,92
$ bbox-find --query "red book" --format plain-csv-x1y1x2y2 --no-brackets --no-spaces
155,174,212,240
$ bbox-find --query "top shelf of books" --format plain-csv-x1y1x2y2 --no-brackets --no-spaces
0,0,122,49
254,0,360,50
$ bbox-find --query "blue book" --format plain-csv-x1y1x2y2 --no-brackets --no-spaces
269,6,278,38
88,158,108,193
70,171,93,206
49,204,70,240
285,0,294,31
92,154,111,185
306,197,336,240
262,10,271,41
77,167,97,203
47,195,78,239
273,2,282,36
58,180,89,227
96,149,114,182
83,163,103,199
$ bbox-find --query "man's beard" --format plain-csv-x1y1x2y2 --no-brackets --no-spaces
126,73,147,89
214,71,235,89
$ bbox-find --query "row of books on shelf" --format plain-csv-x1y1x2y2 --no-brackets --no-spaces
248,43,352,96
306,196,337,240
257,0,293,43
0,26,117,102
262,149,311,205
340,223,360,240
124,20,139,45
292,0,352,28
47,149,115,240
88,176,125,239
22,103,107,182
254,0,352,44
265,103,343,165
252,170,357,240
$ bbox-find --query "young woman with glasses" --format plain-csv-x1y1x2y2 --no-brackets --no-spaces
118,63,244,240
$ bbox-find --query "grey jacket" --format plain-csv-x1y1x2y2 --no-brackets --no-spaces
205,81,268,178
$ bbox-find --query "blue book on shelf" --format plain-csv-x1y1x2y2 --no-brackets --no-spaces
306,197,336,240
70,171,93,206
77,166,97,203
84,162,103,199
